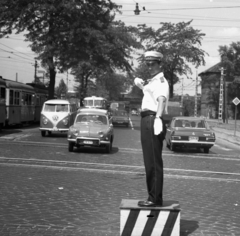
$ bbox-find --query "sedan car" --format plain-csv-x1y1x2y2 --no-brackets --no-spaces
67,108,114,153
112,110,130,127
165,116,215,153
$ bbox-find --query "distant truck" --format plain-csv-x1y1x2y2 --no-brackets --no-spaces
163,101,182,125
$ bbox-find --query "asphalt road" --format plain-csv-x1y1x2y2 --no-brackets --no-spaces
0,116,240,236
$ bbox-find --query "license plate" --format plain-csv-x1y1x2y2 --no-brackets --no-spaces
83,140,93,145
189,136,198,142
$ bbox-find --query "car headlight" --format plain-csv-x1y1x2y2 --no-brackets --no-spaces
62,117,69,126
42,117,48,125
98,131,109,140
69,126,78,134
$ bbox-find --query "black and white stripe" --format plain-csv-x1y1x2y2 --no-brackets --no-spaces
120,209,180,236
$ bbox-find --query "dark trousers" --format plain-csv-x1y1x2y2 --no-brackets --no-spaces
140,112,166,204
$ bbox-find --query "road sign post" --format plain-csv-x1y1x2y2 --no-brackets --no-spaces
232,97,240,136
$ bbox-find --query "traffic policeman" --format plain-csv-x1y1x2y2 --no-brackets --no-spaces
134,51,169,207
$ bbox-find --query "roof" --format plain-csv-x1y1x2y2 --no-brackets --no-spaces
4,79,35,92
77,108,108,115
198,62,221,76
44,99,70,105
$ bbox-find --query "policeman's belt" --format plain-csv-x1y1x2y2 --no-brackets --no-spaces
141,110,156,118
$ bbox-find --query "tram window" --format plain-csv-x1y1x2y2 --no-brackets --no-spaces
29,94,32,105
14,91,20,105
0,87,5,102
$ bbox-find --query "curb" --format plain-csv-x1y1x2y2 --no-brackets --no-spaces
211,127,240,146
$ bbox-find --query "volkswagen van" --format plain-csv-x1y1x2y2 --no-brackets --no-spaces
40,99,78,137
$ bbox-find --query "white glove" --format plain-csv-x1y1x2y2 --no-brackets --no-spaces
154,117,163,135
134,77,144,90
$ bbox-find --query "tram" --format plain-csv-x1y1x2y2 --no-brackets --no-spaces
5,79,35,126
0,77,6,130
83,96,108,109
0,77,48,127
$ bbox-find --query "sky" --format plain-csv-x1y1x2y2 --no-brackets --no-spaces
0,0,240,96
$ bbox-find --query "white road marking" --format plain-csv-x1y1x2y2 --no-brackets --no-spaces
214,144,232,151
0,162,240,182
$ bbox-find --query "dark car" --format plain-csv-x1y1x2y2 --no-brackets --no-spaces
165,116,215,153
67,108,114,153
112,110,130,127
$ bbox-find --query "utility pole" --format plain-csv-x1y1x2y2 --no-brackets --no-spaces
218,67,225,123
224,77,228,124
66,70,69,91
194,71,198,117
34,60,38,83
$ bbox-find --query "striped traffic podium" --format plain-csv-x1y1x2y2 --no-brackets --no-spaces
120,199,180,236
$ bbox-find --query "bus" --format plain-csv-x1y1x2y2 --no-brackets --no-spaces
83,96,108,109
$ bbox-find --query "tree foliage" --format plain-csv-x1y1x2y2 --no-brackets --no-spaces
137,21,207,98
0,0,141,99
55,79,67,99
218,42,240,119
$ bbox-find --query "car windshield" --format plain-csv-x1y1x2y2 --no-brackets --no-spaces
113,110,127,116
75,114,107,125
174,119,206,128
44,104,69,112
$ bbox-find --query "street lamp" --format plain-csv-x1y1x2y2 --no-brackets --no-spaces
134,3,140,15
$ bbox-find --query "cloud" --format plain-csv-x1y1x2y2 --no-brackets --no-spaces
216,27,240,37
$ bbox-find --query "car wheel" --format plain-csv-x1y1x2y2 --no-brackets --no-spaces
126,123,129,128
68,142,74,152
170,142,176,152
106,141,112,154
41,131,46,137
203,147,209,154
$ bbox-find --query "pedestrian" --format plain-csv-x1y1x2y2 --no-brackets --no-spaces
134,51,169,207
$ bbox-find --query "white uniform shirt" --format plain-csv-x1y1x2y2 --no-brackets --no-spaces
141,72,169,113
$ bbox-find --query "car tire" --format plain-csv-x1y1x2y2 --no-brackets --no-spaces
170,142,176,152
41,131,46,137
203,147,209,154
68,142,74,152
106,141,112,154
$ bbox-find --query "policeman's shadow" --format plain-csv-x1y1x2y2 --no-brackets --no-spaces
180,219,199,235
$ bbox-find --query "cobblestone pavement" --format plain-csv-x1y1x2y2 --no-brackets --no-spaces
0,120,240,236
0,158,240,236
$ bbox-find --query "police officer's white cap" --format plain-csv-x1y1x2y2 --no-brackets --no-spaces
144,51,163,61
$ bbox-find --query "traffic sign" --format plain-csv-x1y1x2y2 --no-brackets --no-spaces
232,97,240,106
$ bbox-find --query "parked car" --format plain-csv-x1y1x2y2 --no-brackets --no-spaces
165,116,216,153
67,108,114,153
112,110,130,127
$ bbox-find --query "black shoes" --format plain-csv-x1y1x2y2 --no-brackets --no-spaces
138,200,162,207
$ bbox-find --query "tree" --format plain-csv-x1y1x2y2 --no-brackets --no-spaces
55,79,67,99
137,21,207,98
0,0,140,99
219,42,240,119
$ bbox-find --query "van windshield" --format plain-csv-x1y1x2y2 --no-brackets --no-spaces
44,104,69,112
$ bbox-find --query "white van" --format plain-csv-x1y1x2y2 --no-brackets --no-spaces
39,99,77,137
